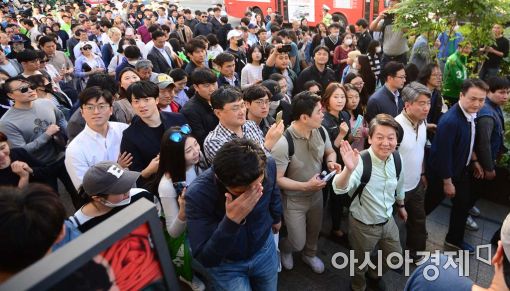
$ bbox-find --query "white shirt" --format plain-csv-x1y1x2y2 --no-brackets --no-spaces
142,40,173,59
65,122,129,189
395,112,427,191
156,46,173,66
73,41,102,60
459,103,476,165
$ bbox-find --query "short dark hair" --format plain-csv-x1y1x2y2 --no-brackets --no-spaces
126,80,159,102
276,29,289,39
243,84,271,102
303,80,322,92
486,77,510,93
213,7,221,12
256,28,267,35
291,91,321,121
312,45,329,56
211,86,242,109
368,113,400,138
382,61,405,81
190,68,217,85
184,38,206,55
213,139,267,187
3,75,28,93
151,29,165,40
124,45,141,59
355,18,368,28
168,68,188,82
461,79,489,95
206,33,219,47
16,49,39,63
214,52,235,67
79,86,114,106
240,17,250,26
86,73,117,96
220,16,229,24
328,23,341,31
38,35,57,48
0,184,66,273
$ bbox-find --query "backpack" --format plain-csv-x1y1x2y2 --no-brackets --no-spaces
284,127,327,159
350,150,402,206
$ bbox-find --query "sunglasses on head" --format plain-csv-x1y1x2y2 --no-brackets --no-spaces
169,124,192,143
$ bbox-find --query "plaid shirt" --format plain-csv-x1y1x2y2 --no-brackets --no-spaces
204,120,267,164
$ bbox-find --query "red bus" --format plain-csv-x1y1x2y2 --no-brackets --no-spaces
224,0,389,27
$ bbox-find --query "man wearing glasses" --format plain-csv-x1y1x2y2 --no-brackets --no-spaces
65,87,130,190
203,86,283,164
0,76,79,207
193,12,213,37
365,61,406,123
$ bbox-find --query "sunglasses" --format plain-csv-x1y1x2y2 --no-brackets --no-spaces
169,124,192,143
11,84,33,93
82,46,92,50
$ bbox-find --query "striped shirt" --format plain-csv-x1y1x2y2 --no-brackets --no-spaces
204,120,267,164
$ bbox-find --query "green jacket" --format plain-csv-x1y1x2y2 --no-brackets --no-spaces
442,50,468,99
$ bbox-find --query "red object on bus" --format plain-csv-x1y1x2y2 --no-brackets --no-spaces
85,0,108,5
225,0,388,27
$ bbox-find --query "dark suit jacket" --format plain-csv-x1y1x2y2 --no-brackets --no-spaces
365,85,404,123
180,93,219,147
211,17,222,34
120,111,187,173
217,73,240,88
147,46,173,74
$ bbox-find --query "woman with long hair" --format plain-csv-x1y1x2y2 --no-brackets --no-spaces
321,83,351,244
241,45,264,89
344,83,368,151
112,68,140,124
310,23,328,55
151,125,207,291
366,40,382,84
357,55,377,100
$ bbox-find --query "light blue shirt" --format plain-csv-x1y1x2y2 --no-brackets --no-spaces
332,147,405,224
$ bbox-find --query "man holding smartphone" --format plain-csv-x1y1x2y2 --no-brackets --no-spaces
271,91,340,274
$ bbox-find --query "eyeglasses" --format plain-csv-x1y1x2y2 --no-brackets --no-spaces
82,46,92,50
169,124,192,143
394,75,407,79
252,99,270,106
11,84,32,93
82,103,111,112
40,59,48,63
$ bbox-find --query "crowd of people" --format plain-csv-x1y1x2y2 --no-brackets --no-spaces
0,0,509,290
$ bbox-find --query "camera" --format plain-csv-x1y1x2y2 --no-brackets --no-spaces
277,44,292,53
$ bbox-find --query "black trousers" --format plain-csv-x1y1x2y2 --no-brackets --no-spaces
425,169,478,245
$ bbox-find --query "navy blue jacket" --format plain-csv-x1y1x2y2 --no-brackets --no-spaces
365,85,404,123
217,73,240,88
428,103,472,180
186,158,283,268
120,111,187,173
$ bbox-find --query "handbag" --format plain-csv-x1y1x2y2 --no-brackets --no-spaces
163,224,193,281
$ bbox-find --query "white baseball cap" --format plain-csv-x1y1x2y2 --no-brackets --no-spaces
227,29,243,40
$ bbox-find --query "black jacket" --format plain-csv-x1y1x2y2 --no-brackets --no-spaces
120,111,187,173
365,85,404,123
180,93,219,147
147,46,173,74
294,64,338,95
193,22,213,37
217,73,240,88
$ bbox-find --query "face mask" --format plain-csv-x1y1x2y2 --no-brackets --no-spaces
375,46,382,53
344,39,353,46
236,39,244,47
102,195,131,208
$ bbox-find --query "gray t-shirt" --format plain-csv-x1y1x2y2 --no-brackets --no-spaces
0,99,67,164
271,124,332,197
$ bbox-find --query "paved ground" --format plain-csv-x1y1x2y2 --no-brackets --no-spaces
58,185,509,291
276,198,508,291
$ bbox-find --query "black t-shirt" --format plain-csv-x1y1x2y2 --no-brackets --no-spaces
149,123,165,141
0,148,43,187
485,36,510,68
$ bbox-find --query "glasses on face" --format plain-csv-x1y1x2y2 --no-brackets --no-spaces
82,46,92,51
252,99,270,106
82,103,110,112
11,84,32,93
169,124,192,143
394,75,406,80
40,59,48,63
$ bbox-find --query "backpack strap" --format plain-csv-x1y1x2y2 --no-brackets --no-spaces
284,130,294,159
350,150,372,206
392,151,402,197
318,126,327,143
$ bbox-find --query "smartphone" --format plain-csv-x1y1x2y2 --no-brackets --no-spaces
321,170,337,182
277,44,292,53
173,181,187,195
275,110,283,124
351,115,364,136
